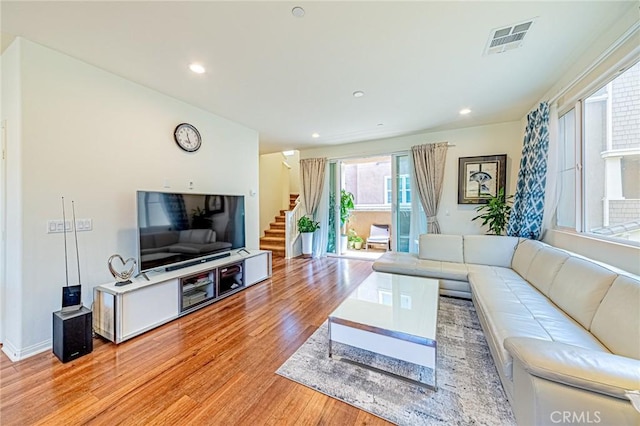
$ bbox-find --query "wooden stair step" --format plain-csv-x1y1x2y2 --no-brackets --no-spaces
259,243,285,257
274,216,285,223
260,236,285,244
265,229,285,236
260,246,285,257
270,222,285,229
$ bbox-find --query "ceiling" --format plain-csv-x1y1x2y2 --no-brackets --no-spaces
1,1,636,154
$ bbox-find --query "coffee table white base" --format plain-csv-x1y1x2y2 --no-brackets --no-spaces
328,272,440,390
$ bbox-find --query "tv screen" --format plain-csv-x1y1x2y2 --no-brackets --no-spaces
137,191,245,272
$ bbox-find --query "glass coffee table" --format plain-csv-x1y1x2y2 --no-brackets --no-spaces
328,271,440,390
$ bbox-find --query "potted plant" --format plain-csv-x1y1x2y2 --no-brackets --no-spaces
347,229,358,249
191,206,209,228
297,215,320,257
340,190,355,252
471,188,513,235
352,236,364,250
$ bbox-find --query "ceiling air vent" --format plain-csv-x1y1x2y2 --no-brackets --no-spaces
484,19,535,55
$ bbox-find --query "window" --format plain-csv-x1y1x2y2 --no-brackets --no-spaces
557,109,577,228
139,192,171,228
557,61,640,244
343,157,391,210
385,174,411,205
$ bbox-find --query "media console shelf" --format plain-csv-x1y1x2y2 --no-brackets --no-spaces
93,249,271,343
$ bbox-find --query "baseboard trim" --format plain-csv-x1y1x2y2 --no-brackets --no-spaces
2,338,51,362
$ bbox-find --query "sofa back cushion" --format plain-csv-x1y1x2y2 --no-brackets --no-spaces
511,239,545,278
549,257,617,329
590,275,640,359
179,229,213,244
463,235,519,267
140,233,156,250
525,246,570,296
153,231,179,248
418,234,463,263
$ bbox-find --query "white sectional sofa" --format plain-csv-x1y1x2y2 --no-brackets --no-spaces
372,234,640,425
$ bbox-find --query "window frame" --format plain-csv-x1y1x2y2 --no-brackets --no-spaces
555,58,640,247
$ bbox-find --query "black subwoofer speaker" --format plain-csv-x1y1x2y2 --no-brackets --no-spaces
53,306,93,363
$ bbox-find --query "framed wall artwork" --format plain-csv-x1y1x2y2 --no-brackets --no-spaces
205,195,225,214
458,154,507,204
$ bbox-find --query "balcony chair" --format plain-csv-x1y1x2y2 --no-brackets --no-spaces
366,224,391,251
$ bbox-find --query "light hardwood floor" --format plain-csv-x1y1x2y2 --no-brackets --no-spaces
0,257,392,425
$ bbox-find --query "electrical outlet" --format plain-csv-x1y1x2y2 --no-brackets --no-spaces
47,220,58,233
47,219,73,233
75,218,93,232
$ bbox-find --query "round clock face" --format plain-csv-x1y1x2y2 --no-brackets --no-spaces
174,123,202,152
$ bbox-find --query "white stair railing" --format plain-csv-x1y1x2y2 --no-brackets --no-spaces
285,196,305,259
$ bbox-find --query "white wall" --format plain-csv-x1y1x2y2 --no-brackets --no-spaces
259,150,302,236
259,152,289,235
2,38,260,360
300,121,524,235
1,39,23,350
288,150,301,195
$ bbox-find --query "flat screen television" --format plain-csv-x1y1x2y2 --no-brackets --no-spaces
136,191,245,272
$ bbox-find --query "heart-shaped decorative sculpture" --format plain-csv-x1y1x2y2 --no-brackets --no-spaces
108,254,137,285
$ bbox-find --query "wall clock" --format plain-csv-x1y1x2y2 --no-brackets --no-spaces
174,123,202,152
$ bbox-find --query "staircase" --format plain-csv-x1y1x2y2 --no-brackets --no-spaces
260,194,299,257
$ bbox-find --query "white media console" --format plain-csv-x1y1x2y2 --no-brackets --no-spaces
93,249,272,343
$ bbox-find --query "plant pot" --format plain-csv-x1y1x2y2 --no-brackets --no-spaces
301,232,314,257
354,241,363,250
340,234,348,253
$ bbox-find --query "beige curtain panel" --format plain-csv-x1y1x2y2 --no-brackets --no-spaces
411,142,448,234
300,157,327,217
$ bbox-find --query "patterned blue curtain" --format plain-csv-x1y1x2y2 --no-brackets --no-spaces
507,102,550,240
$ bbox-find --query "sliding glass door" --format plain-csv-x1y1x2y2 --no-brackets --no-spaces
327,153,412,255
393,154,411,252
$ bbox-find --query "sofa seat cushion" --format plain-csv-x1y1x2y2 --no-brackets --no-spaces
168,243,205,255
470,271,609,381
373,252,468,280
373,252,471,295
372,252,423,276
140,247,169,255
168,241,232,255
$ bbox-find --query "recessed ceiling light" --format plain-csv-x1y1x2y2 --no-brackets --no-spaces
292,6,305,17
311,133,320,138
189,63,206,74
353,91,365,98
377,123,384,127
459,108,472,115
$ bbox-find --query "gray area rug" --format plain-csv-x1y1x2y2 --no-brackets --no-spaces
276,297,515,425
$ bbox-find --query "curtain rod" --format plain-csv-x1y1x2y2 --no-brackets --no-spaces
548,21,639,105
319,142,456,161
